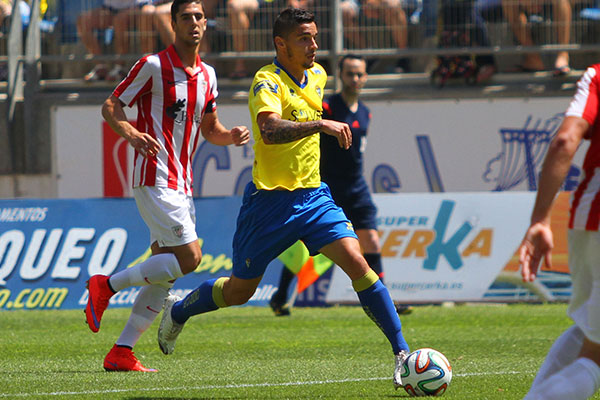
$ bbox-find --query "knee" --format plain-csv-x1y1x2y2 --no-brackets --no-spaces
76,15,89,33
141,4,155,15
154,12,169,26
178,251,202,275
227,0,242,14
223,286,255,306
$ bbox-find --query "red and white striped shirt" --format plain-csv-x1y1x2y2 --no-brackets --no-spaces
565,64,600,230
113,44,217,195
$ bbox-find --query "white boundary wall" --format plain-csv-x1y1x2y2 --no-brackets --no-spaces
52,97,586,197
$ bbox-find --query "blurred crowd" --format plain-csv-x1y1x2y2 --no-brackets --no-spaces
1,0,600,82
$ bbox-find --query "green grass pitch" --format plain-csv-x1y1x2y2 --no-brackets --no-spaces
2,303,599,399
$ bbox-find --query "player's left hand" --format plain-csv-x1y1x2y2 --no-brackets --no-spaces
321,120,352,150
518,222,553,283
231,126,251,146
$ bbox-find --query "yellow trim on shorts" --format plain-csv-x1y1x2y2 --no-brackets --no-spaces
212,277,229,308
352,269,379,292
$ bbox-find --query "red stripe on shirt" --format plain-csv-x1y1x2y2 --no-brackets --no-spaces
582,67,600,128
140,83,157,186
570,170,592,229
180,73,197,195
189,64,214,192
200,64,213,116
159,51,179,190
114,57,149,106
586,187,600,230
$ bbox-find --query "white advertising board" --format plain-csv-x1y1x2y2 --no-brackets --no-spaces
325,192,537,303
53,97,585,198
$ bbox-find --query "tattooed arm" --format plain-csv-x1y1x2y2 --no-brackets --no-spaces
257,111,352,149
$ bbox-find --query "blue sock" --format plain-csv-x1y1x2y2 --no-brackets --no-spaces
171,278,222,324
357,279,409,354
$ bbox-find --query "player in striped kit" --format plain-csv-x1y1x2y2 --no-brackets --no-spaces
519,65,600,399
85,0,250,372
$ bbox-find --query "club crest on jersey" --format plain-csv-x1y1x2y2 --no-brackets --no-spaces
253,80,279,96
315,86,322,97
166,98,201,125
167,99,186,120
172,225,184,238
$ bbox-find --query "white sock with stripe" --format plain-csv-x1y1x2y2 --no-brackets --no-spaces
116,283,173,348
108,253,184,292
526,325,584,396
525,357,600,400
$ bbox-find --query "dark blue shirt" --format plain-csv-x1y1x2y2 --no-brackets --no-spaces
320,93,371,184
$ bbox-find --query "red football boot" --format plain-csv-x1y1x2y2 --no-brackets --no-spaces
103,345,157,372
85,275,115,333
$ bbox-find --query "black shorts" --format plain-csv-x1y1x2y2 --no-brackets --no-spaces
326,176,377,231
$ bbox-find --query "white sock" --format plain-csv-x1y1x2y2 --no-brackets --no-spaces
108,253,183,292
526,325,584,396
116,282,172,348
526,357,600,400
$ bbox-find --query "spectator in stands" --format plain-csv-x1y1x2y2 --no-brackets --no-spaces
77,0,157,82
341,0,410,72
0,0,11,30
436,0,497,84
500,0,572,75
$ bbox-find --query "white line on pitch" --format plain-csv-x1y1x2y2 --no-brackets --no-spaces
0,370,535,398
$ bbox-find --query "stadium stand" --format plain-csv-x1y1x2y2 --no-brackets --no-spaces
2,0,600,182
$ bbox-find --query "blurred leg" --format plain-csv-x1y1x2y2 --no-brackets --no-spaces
501,0,544,70
77,7,114,56
154,2,175,48
113,8,134,56
341,0,365,49
227,0,259,77
552,0,571,70
381,0,407,49
139,4,157,54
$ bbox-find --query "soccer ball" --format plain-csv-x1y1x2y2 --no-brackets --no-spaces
401,348,452,397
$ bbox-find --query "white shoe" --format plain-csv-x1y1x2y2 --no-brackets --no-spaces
83,64,109,82
158,294,183,355
106,65,127,82
394,350,409,389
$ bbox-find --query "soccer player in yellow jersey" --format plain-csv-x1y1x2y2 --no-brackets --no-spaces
158,7,411,389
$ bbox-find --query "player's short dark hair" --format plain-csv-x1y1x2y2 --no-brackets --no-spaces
171,0,204,22
273,8,316,41
338,54,366,73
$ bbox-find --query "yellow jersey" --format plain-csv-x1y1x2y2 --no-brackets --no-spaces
248,60,328,191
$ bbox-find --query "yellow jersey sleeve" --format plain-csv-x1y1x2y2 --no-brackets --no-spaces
248,63,328,191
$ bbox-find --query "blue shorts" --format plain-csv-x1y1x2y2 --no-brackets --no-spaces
232,182,358,279
326,176,377,231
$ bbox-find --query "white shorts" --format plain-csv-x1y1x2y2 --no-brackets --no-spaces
567,229,600,344
133,186,198,248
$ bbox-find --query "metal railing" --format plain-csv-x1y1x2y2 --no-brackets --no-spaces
3,0,600,81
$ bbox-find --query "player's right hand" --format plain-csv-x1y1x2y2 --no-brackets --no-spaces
321,120,352,150
129,132,162,159
518,222,553,283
